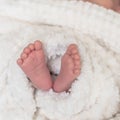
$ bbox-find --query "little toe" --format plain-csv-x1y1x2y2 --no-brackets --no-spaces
23,47,31,54
17,58,23,66
34,40,42,50
74,69,80,76
28,43,35,51
21,53,28,60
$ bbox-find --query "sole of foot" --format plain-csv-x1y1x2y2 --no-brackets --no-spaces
17,40,52,91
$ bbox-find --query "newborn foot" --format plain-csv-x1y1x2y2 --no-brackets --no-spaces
17,40,52,90
53,44,81,93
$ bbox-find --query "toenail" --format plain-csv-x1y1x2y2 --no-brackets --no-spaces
68,44,76,51
71,49,78,54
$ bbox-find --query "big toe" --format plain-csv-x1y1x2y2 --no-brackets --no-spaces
34,40,42,50
66,44,77,55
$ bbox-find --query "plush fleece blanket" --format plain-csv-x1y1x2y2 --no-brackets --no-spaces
0,0,120,120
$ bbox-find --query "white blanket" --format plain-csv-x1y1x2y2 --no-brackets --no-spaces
0,0,120,120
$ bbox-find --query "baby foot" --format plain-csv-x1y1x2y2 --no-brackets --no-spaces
17,40,52,90
53,44,81,93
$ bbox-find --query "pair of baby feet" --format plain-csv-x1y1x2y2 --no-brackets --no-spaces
17,41,81,93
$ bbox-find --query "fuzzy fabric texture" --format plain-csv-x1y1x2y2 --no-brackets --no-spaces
0,0,120,120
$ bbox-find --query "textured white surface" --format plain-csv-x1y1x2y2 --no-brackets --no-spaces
0,0,120,120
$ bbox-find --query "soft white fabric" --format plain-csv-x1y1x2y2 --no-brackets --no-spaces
0,0,120,120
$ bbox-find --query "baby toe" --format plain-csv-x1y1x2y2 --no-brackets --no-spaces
28,43,35,51
34,40,42,50
17,58,23,66
21,53,28,60
74,69,80,76
23,47,31,54
74,60,80,66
